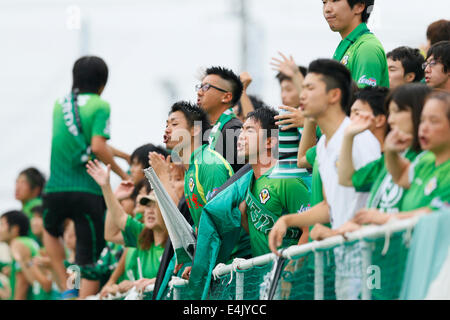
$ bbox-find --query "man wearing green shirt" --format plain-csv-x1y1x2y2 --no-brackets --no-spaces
324,0,389,88
43,56,130,298
238,107,310,257
0,211,40,300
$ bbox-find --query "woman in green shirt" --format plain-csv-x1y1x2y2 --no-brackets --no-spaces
86,159,168,295
338,84,431,218
355,90,450,224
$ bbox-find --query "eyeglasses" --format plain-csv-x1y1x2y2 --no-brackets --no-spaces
422,60,438,70
195,83,229,93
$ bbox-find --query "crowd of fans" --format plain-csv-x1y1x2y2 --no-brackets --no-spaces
0,1,449,300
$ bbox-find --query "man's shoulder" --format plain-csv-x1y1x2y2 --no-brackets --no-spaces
354,33,386,56
222,117,243,131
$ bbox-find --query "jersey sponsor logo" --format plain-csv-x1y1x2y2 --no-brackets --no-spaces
62,97,79,136
206,188,219,201
297,204,311,214
259,188,270,204
341,55,349,66
188,177,195,193
358,75,377,87
424,177,437,196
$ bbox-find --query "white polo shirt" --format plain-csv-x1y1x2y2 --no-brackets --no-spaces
317,117,381,229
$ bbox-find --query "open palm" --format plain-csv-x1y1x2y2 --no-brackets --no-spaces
86,159,111,187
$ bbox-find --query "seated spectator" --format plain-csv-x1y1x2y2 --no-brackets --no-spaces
0,211,40,300
424,41,450,91
86,160,168,291
30,206,45,247
387,46,425,89
14,168,46,231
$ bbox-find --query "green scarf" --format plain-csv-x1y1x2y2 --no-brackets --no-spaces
208,108,237,150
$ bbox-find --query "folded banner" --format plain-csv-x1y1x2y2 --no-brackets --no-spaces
144,167,196,264
188,168,253,300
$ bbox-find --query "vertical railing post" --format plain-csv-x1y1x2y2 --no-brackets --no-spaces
314,251,324,300
361,241,372,300
235,271,245,300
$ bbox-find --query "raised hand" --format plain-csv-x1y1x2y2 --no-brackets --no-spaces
114,180,135,201
148,152,171,180
345,111,375,137
270,52,299,79
240,71,253,91
384,128,413,153
274,105,305,130
86,159,111,187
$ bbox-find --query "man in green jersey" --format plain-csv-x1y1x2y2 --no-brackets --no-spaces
237,107,310,257
43,56,130,298
323,0,389,88
0,211,40,299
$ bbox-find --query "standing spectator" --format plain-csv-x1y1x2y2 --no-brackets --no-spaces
387,47,425,89
424,19,450,54
324,0,389,87
424,41,450,91
196,66,245,173
43,56,130,298
269,59,381,299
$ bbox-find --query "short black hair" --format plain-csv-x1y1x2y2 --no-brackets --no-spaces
427,19,450,46
355,86,389,116
427,40,450,73
205,66,243,106
347,0,375,23
308,59,353,113
31,205,44,217
246,106,279,138
276,66,308,84
130,144,168,169
1,211,30,237
19,167,46,196
385,83,432,152
72,56,108,94
387,46,425,82
169,101,212,144
131,178,152,202
236,95,268,118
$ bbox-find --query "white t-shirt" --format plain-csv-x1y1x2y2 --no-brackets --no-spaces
317,117,381,229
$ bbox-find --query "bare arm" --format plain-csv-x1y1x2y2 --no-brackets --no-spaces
13,272,29,300
384,129,413,188
239,72,255,119
239,200,249,234
91,136,130,181
109,145,131,165
338,113,376,187
86,160,127,244
297,118,317,168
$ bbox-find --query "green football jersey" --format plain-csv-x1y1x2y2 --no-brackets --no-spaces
401,152,450,212
353,149,420,212
122,216,164,279
184,144,234,229
245,167,310,257
9,236,40,300
45,93,111,195
333,23,389,88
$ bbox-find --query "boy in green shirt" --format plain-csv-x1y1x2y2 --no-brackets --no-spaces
323,0,389,88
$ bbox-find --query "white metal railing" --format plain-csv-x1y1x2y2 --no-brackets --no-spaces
85,284,155,300
170,216,421,300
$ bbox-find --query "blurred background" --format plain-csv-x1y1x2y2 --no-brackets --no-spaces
0,0,448,213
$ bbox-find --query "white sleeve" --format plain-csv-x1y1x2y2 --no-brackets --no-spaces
352,130,381,170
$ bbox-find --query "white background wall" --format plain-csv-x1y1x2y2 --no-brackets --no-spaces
0,0,448,213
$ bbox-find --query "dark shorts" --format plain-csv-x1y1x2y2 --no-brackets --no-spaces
43,192,106,267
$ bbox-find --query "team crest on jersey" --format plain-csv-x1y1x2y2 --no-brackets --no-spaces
424,177,437,196
259,189,270,204
189,177,195,193
341,55,349,66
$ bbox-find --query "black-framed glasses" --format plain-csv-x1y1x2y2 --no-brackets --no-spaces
422,60,437,70
195,83,228,93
